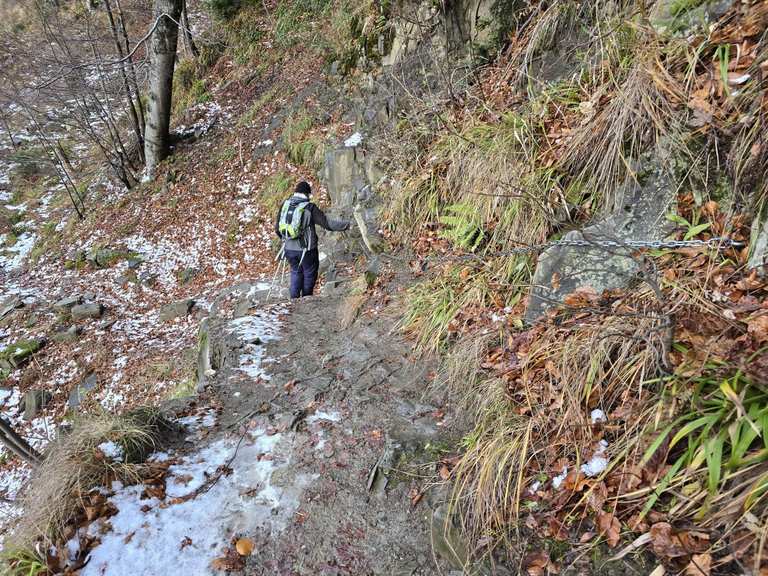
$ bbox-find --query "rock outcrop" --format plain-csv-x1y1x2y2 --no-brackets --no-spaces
526,147,677,321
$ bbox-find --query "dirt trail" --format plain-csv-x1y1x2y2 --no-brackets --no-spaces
201,282,455,575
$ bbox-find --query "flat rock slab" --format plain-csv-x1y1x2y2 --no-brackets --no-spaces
54,295,82,312
68,373,98,408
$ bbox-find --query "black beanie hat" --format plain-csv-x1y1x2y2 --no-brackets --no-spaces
295,181,312,196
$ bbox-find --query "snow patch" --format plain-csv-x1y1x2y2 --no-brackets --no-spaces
552,467,568,490
590,409,606,424
344,132,363,147
77,429,313,576
227,310,283,380
580,440,609,478
97,441,125,462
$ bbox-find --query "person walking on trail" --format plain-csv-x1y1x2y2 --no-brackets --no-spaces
275,181,350,299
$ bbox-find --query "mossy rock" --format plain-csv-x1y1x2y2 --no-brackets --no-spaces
0,338,45,373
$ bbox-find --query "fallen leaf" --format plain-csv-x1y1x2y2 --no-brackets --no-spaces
180,536,193,550
523,550,550,576
235,537,255,556
409,487,424,507
438,464,451,480
685,553,712,575
597,511,621,547
650,523,709,558
747,315,768,343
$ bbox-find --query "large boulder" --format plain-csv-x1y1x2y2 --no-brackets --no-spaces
71,302,104,321
52,325,81,344
54,295,82,313
159,299,195,322
0,295,23,320
526,149,677,322
323,146,383,210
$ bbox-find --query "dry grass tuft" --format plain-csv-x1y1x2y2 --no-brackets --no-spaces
559,46,687,210
449,306,665,542
12,409,174,549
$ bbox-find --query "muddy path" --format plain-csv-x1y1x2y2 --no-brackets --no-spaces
200,282,457,576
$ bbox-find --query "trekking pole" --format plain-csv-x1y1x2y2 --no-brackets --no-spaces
267,245,285,302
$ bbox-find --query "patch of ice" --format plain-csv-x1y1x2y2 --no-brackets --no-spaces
344,132,363,147
307,410,341,424
228,312,282,380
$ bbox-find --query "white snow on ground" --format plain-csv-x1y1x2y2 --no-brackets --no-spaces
0,385,58,545
306,410,341,424
77,427,314,576
580,440,610,477
344,132,363,147
590,409,606,424
552,466,568,489
97,441,124,462
227,309,284,380
0,231,37,271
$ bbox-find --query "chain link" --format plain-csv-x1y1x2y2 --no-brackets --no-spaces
440,237,743,261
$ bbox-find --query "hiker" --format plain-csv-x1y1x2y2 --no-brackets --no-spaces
275,181,350,299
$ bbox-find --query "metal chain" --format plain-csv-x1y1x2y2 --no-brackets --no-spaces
439,236,744,261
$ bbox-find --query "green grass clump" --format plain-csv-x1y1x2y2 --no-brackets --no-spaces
237,85,282,127
283,113,323,169
641,361,768,517
391,111,553,252
262,172,293,213
402,257,530,354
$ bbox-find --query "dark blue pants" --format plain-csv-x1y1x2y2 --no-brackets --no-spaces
284,248,319,299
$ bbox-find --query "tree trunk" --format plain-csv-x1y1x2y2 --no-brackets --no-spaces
116,0,146,139
104,0,145,161
144,0,183,178
0,417,42,465
181,0,199,59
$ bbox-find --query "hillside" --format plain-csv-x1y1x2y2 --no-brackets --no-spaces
1,0,767,574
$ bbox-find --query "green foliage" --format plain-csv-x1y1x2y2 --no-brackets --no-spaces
204,0,249,20
0,547,47,576
669,0,706,17
273,0,334,49
715,44,731,97
262,172,293,213
666,212,712,240
641,362,768,518
227,5,266,64
283,113,323,169
439,203,485,252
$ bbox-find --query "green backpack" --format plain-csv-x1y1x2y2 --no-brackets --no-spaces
278,198,310,241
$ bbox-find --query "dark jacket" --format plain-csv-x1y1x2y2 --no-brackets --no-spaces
274,193,349,251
